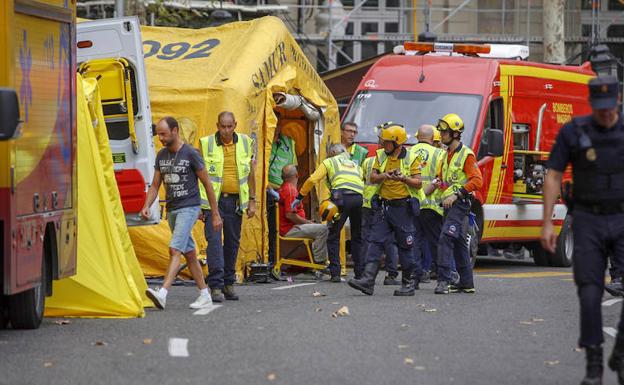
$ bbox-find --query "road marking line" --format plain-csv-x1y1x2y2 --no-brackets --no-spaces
272,282,317,290
192,304,222,315
603,299,623,307
477,272,572,279
603,327,617,338
168,338,189,357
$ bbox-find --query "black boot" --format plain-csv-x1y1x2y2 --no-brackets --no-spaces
609,335,624,384
394,270,418,296
581,345,603,385
606,278,624,297
348,262,379,295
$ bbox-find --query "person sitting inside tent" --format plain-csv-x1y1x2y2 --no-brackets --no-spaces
278,164,328,263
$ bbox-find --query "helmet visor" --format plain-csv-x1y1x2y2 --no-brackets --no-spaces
437,119,450,131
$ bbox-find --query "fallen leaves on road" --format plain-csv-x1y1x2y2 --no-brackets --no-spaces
414,366,426,371
315,308,323,312
125,352,134,356
312,291,326,298
93,341,108,347
404,357,414,365
331,306,350,318
423,308,437,313
43,362,53,368
400,324,409,329
532,318,545,323
267,373,277,381
398,345,408,350
331,302,340,305
519,321,534,325
143,338,153,345
544,360,560,367
54,320,71,325
574,347,583,352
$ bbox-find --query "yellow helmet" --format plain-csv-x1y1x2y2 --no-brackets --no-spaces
319,200,339,222
377,122,408,145
437,113,464,132
433,127,441,142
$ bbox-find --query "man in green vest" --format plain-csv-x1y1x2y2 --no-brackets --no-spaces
267,115,297,265
410,124,453,282
291,144,365,281
348,123,424,296
432,113,483,295
342,121,369,166
199,111,256,302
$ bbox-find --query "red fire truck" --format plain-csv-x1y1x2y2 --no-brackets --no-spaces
342,42,595,267
0,0,77,329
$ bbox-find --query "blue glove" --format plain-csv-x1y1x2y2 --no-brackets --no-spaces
267,188,280,200
291,198,302,210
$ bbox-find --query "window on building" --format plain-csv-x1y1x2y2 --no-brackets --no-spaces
609,0,624,10
359,0,378,10
386,0,400,8
337,23,355,67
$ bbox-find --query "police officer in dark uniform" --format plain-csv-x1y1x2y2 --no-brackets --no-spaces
542,76,624,385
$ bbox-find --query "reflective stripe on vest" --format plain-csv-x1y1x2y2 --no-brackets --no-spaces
268,135,296,187
374,149,425,201
198,133,253,210
323,153,364,194
440,144,473,200
361,156,376,208
411,143,444,214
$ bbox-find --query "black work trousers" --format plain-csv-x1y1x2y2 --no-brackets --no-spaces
572,209,624,347
327,192,363,277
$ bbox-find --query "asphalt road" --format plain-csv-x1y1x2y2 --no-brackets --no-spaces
1,257,621,385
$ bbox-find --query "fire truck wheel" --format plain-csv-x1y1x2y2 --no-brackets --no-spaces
529,244,551,267
550,215,573,268
8,250,46,329
0,301,8,329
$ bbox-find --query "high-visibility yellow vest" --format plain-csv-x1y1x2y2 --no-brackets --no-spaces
411,142,444,215
361,156,376,208
198,133,253,211
322,152,364,194
441,144,474,200
348,143,368,167
375,149,425,201
268,135,296,187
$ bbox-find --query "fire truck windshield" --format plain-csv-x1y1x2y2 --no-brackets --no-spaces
343,90,483,144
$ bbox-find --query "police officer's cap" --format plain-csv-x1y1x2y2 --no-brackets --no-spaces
589,75,619,110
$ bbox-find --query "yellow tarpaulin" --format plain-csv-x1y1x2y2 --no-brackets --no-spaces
45,74,151,318
129,16,341,279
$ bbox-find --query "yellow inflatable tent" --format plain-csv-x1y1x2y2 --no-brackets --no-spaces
45,74,151,318
129,16,341,280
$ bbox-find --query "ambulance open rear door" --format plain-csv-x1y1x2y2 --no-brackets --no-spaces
77,17,159,226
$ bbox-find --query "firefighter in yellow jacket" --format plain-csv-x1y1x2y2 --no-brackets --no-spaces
348,123,424,296
199,111,256,302
291,144,365,281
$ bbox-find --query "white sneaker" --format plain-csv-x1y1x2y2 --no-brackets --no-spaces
146,288,166,310
189,293,213,309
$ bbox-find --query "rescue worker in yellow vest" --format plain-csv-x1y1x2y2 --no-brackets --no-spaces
348,123,424,296
199,111,256,302
267,115,297,265
291,144,365,281
410,124,447,282
433,113,483,295
342,121,369,166
361,155,401,285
